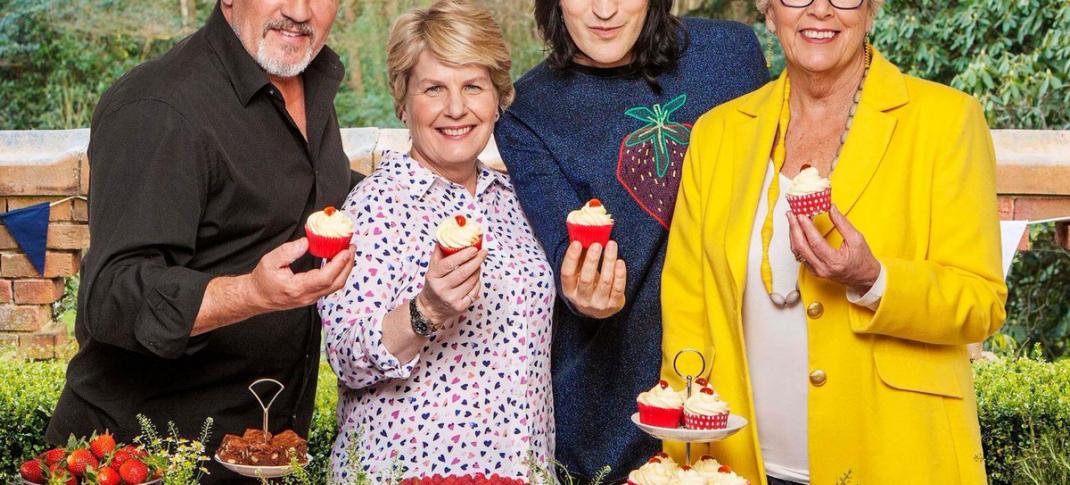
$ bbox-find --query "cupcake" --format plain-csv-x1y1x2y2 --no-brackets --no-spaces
305,206,354,258
683,386,730,430
668,466,707,485
785,165,832,217
637,380,685,428
682,377,710,399
627,455,677,485
691,455,724,481
566,199,614,248
709,465,750,485
436,215,483,255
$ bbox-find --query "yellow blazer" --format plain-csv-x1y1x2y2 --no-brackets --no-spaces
661,50,1007,485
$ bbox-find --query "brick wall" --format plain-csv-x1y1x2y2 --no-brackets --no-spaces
0,128,1066,358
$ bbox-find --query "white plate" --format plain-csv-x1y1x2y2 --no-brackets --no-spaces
214,454,312,479
631,413,748,443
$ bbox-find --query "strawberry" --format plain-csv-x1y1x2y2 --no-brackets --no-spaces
617,94,692,228
20,459,45,484
38,448,66,467
324,206,337,216
48,463,77,485
656,451,670,459
110,448,132,467
588,198,602,207
695,377,708,387
719,465,733,473
89,433,116,460
700,454,714,461
95,466,122,485
454,215,467,227
681,465,692,471
700,387,714,395
66,448,98,477
658,379,669,389
647,456,662,463
119,459,149,484
800,163,812,171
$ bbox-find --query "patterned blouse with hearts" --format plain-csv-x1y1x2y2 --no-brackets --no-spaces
317,151,555,481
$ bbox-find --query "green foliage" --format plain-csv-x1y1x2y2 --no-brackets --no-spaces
0,353,66,483
871,0,1070,129
989,223,1070,360
973,353,1070,485
0,0,181,129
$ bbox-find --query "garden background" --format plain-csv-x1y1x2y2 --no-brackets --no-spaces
1,0,1069,483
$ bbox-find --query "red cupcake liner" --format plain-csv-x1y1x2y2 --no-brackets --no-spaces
306,228,352,258
683,410,729,430
566,222,613,249
439,235,483,256
786,188,832,218
637,402,683,428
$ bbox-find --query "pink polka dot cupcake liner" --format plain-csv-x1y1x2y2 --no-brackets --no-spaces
684,410,729,430
786,188,832,218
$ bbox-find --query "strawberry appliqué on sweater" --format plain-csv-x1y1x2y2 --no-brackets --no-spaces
616,94,692,229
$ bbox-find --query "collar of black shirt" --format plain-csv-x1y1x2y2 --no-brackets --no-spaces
203,3,345,107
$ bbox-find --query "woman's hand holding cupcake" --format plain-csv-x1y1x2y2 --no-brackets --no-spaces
786,204,881,292
416,215,488,330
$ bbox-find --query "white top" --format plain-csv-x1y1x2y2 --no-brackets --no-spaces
742,163,886,484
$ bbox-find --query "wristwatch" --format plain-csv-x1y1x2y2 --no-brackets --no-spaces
409,298,436,337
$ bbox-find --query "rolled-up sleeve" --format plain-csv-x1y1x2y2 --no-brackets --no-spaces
318,186,419,390
81,99,213,359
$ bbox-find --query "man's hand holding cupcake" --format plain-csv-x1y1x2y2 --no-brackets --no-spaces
561,199,627,319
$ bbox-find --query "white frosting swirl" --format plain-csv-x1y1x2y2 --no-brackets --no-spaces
787,166,831,196
669,468,707,485
710,471,749,485
627,461,675,485
637,383,684,408
684,390,729,415
691,457,723,478
567,199,614,225
436,215,483,249
306,207,354,238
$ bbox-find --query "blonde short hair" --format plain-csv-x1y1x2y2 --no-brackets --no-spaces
756,0,885,24
386,0,514,119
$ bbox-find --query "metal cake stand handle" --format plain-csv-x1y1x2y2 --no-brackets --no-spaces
671,348,710,466
249,378,285,434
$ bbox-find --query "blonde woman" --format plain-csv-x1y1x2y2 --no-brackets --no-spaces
318,0,553,480
662,0,1006,483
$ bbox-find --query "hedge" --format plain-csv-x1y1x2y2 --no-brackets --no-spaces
2,357,1068,484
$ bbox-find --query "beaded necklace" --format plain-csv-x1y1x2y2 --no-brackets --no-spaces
760,44,873,306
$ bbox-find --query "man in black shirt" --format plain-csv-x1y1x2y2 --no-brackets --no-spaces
46,1,357,482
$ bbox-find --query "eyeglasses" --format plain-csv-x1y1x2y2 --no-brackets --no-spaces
779,0,865,9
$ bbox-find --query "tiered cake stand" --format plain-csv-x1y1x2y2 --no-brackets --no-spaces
630,349,748,466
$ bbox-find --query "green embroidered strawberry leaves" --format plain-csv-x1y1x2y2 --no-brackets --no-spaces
616,94,692,229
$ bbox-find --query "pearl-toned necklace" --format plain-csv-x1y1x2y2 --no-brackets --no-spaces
760,45,873,306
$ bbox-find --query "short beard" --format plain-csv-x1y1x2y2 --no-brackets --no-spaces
233,19,318,78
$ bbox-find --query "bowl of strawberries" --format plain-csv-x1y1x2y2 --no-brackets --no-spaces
19,433,163,485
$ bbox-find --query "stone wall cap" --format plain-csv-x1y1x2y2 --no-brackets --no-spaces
0,129,89,165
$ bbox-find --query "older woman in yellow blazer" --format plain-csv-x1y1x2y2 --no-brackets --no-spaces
660,0,1007,484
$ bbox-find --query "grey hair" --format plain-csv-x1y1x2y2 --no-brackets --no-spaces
756,0,885,26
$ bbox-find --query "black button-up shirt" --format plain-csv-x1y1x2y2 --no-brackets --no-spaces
46,8,357,482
